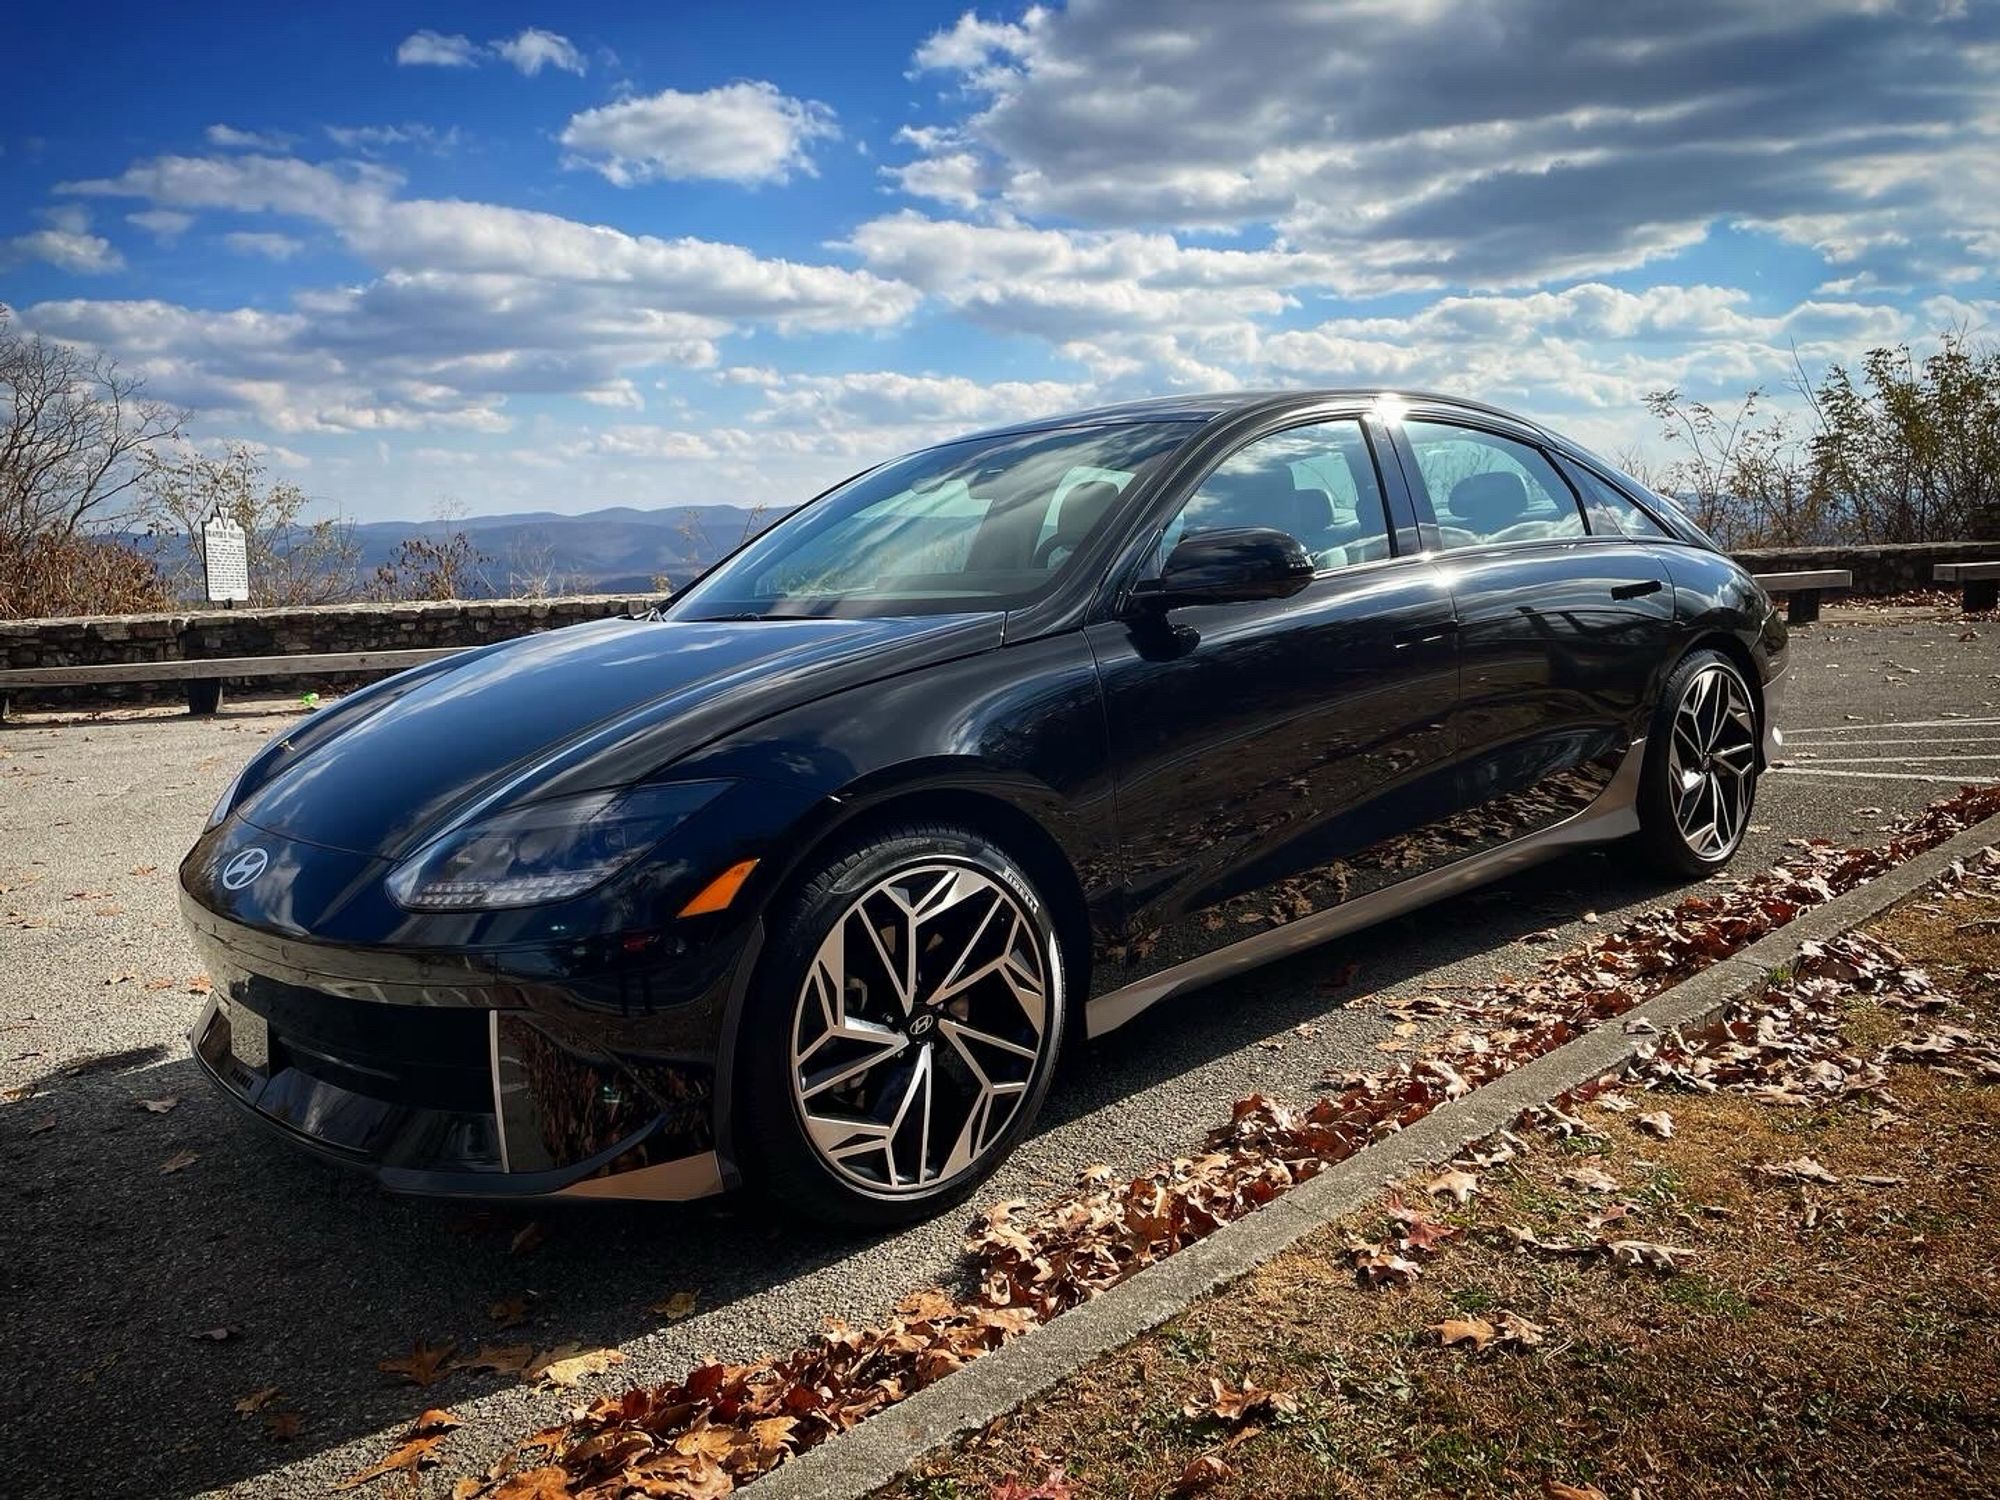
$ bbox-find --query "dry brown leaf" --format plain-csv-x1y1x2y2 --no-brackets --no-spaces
1758,1156,1841,1185
378,1339,457,1387
234,1386,280,1416
510,1220,546,1256
189,1326,238,1342
138,1096,179,1114
450,1343,535,1377
338,1432,448,1489
1175,1452,1233,1494
1637,1109,1675,1139
264,1410,304,1442
28,1115,56,1136
651,1290,699,1322
1434,1316,1496,1350
487,1296,529,1328
1425,1167,1479,1204
143,976,174,991
490,1468,573,1500
160,1150,198,1174
1559,1164,1620,1193
1546,1483,1608,1500
529,1345,625,1389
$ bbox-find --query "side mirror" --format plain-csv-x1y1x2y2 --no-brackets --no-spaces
1128,527,1315,612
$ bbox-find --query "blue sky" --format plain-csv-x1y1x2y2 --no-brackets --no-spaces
4,0,1997,522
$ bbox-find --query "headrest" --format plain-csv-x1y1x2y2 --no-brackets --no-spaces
1053,479,1122,542
1449,470,1531,533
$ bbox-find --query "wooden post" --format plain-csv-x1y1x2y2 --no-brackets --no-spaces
187,678,224,715
1786,590,1821,625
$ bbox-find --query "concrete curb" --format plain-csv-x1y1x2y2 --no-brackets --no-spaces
755,811,2000,1500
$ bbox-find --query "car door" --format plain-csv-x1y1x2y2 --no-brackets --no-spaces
1085,414,1460,994
1387,414,1675,840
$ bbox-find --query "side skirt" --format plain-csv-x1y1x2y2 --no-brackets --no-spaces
1084,737,1648,1039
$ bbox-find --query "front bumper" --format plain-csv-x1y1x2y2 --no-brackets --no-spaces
182,891,731,1201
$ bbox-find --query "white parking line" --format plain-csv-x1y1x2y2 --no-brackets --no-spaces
1780,736,2000,747
1785,716,2000,733
1787,754,2000,764
1771,767,1998,784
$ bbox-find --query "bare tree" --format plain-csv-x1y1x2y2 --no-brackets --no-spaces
0,306,185,543
370,495,489,601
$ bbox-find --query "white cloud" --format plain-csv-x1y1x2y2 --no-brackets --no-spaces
126,209,192,244
6,206,122,274
324,123,461,154
396,30,479,68
560,81,838,186
897,0,2000,291
493,27,584,76
224,230,304,260
206,123,296,151
39,150,920,435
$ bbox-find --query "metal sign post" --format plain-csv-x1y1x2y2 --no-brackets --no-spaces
202,510,250,608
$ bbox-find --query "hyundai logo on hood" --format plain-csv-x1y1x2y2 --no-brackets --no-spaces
220,847,270,891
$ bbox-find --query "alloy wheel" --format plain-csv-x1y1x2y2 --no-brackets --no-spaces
788,863,1053,1193
1667,663,1757,860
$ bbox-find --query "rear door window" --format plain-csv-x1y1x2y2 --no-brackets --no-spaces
1402,420,1586,549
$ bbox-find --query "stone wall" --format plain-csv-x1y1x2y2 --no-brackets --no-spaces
1733,539,2000,595
0,595,655,711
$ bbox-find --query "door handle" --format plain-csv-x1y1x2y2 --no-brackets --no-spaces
1392,620,1458,648
1610,579,1663,601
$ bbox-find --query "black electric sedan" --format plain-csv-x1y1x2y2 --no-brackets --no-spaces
181,390,1787,1225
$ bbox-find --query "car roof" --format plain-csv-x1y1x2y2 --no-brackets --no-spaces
958,388,1551,441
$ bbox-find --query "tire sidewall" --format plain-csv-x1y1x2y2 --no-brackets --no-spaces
737,823,1067,1225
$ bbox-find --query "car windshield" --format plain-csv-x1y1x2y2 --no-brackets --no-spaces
668,421,1195,619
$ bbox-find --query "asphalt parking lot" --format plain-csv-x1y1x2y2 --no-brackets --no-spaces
3,609,1998,1499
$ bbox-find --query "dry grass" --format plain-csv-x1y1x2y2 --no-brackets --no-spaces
886,876,2000,1500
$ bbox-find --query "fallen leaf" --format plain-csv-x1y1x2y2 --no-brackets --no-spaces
130,864,157,876
487,1296,529,1328
1559,1164,1620,1193
1434,1316,1496,1350
138,1096,180,1114
510,1220,546,1256
1637,1110,1675,1139
1757,1157,1841,1185
651,1290,699,1322
412,1408,463,1435
264,1410,304,1442
29,1114,56,1136
92,903,124,917
1603,1239,1694,1273
378,1339,458,1388
189,1326,238,1342
338,1432,448,1489
1546,1483,1608,1500
1496,1310,1545,1347
1425,1167,1479,1205
143,976,174,991
160,1150,199,1174
529,1345,625,1389
492,1469,577,1500
449,1343,535,1377
1175,1452,1233,1494
234,1386,280,1416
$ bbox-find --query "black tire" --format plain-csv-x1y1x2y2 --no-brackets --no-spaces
1634,648,1761,878
736,821,1068,1228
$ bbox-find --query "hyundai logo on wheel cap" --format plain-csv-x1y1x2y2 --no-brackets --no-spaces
220,847,270,891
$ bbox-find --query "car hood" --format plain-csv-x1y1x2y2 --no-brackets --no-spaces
232,611,1004,857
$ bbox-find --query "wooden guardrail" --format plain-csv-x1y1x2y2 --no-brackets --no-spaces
1749,568,1853,624
0,646,467,720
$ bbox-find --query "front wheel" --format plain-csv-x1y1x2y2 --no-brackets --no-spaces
736,822,1067,1227
1635,649,1761,877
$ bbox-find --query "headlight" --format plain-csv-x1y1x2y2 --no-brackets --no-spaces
385,781,729,911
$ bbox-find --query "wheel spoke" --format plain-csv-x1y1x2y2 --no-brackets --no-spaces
1668,663,1757,863
790,860,1054,1196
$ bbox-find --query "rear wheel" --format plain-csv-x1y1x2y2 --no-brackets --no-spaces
737,822,1066,1227
1635,649,1760,877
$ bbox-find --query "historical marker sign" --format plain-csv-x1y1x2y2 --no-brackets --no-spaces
202,511,250,604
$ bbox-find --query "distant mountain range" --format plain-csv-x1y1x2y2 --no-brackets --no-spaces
137,503,787,599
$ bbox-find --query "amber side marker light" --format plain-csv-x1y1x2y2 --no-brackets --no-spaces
678,858,759,917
